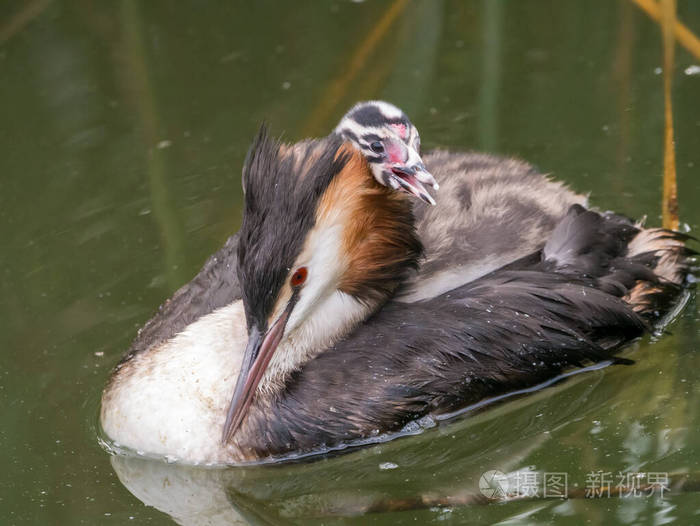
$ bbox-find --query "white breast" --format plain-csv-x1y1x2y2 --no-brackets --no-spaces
100,301,248,465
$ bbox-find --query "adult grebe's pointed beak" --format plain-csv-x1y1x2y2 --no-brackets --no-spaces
221,302,294,444
390,163,438,205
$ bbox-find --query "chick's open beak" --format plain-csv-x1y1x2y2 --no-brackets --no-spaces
390,163,438,205
384,140,438,205
222,299,295,443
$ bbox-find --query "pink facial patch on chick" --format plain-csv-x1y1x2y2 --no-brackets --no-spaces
385,140,407,164
391,123,407,140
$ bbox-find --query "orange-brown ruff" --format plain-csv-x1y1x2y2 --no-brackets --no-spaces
101,129,693,465
320,150,423,302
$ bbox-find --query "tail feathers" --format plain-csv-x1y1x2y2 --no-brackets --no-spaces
543,205,695,322
622,228,696,318
625,228,694,284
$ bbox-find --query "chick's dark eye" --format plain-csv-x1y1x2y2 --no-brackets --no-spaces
370,141,384,154
290,267,308,287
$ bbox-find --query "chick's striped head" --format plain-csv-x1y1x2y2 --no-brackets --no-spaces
334,101,438,205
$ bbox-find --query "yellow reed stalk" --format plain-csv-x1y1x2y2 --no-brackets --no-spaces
661,0,679,231
630,0,700,60
300,0,408,137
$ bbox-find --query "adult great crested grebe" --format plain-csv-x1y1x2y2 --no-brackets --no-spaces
101,104,692,465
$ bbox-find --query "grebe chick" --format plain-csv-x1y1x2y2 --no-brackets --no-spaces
335,101,438,205
337,101,590,302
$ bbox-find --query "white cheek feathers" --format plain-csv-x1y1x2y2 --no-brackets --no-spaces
258,202,372,393
285,223,346,335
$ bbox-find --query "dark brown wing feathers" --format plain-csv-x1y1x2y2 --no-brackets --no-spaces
233,205,692,460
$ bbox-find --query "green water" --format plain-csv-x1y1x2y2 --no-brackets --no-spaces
2,1,700,524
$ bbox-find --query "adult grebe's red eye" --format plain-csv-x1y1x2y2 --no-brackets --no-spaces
290,267,308,287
